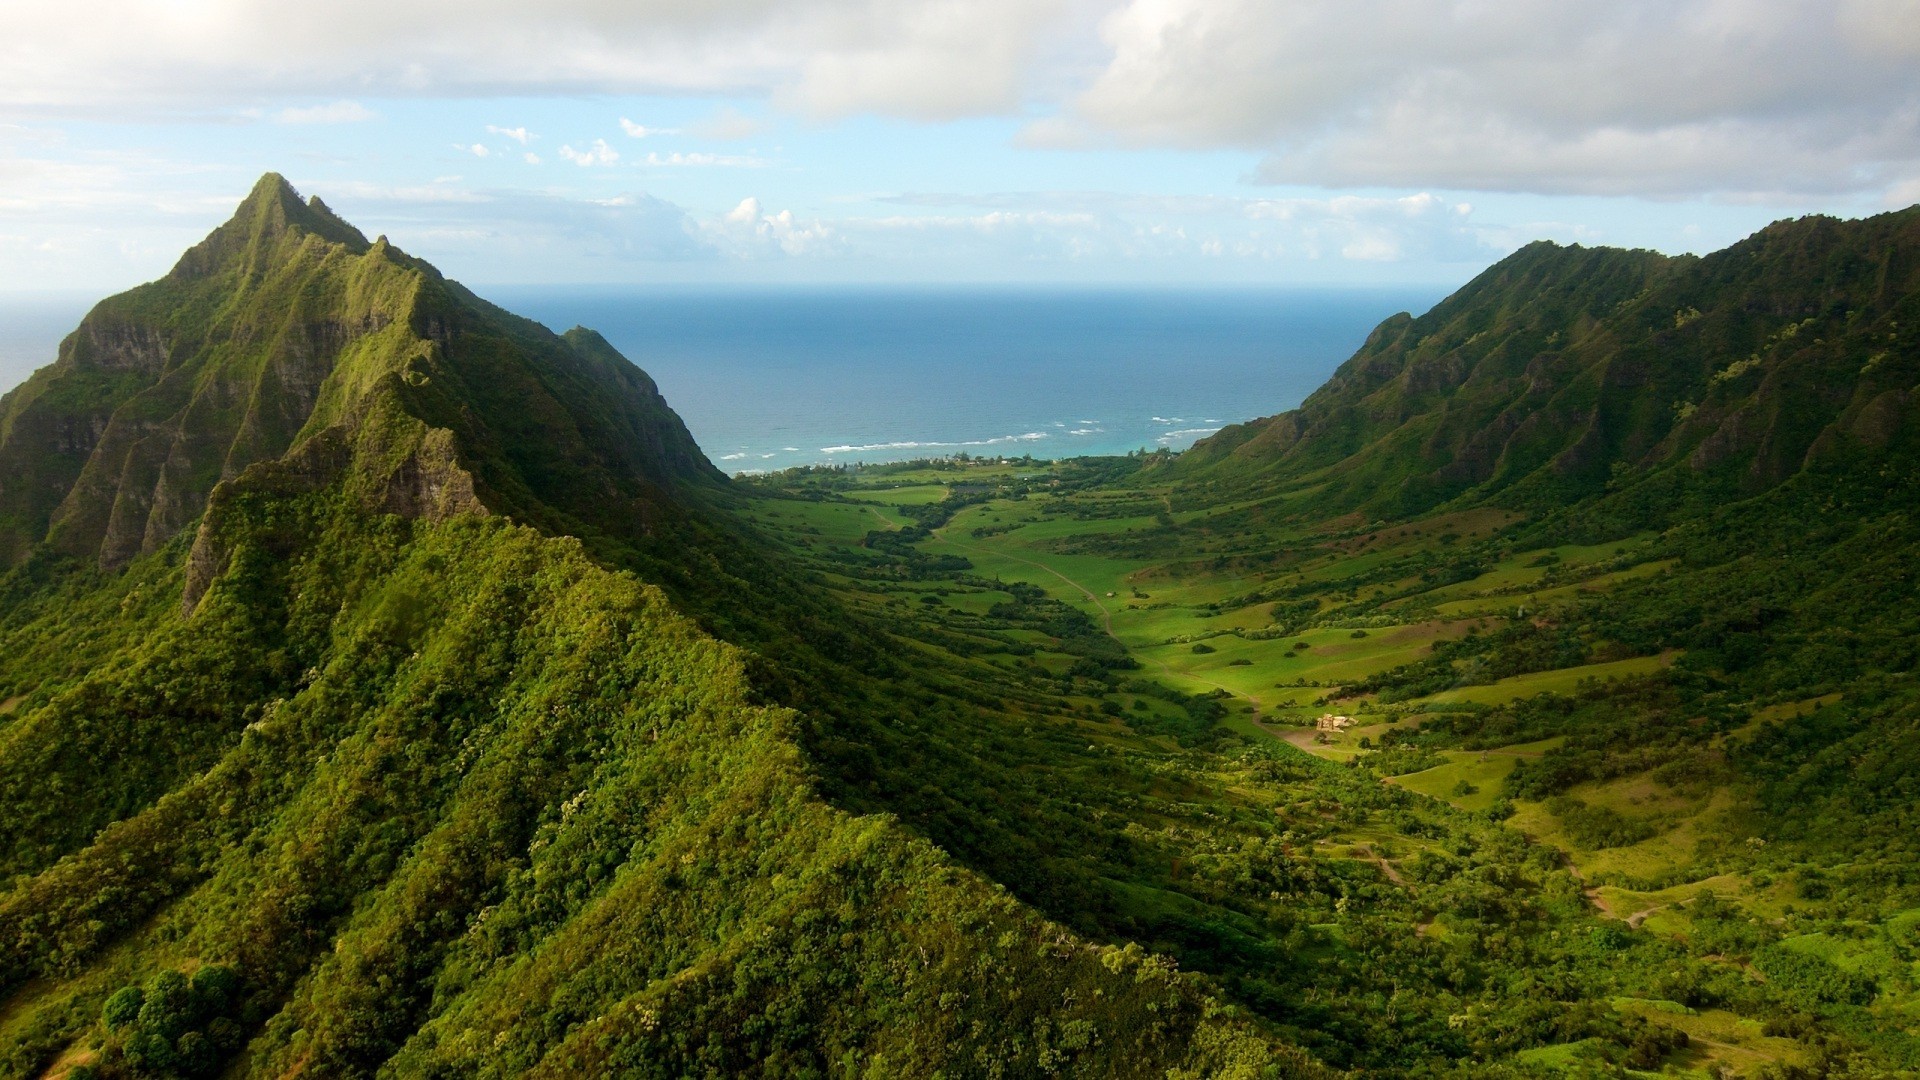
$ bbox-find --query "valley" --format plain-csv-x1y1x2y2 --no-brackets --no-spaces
1,179,1917,1078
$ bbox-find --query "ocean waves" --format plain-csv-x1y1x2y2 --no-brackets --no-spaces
820,431,1051,455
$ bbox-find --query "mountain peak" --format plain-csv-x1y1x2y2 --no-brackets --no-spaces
169,172,369,280
0,174,720,573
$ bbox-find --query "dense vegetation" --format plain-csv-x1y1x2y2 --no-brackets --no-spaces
4,179,1920,1078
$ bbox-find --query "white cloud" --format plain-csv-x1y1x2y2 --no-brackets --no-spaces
486,125,532,144
0,0,1067,123
274,100,374,124
318,185,711,270
461,143,490,157
619,118,677,138
706,196,833,256
1066,0,1920,197
1,0,1914,197
642,151,769,168
865,189,1500,265
725,197,761,224
523,152,541,165
558,139,619,167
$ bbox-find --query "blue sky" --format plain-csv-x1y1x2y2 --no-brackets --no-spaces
2,0,1916,293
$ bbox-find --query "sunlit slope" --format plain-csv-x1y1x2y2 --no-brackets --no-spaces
0,174,720,572
0,178,1315,1078
1172,207,1920,519
0,501,1299,1078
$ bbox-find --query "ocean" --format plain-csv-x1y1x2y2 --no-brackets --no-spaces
1,286,1447,473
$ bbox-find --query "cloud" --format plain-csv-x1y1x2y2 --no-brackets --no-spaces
523,152,541,165
0,0,1068,123
618,118,677,138
558,139,619,167
459,143,490,157
706,196,834,256
273,100,374,124
642,151,769,168
690,106,768,140
2,0,1913,197
319,179,489,203
318,185,711,270
1066,0,1920,197
486,125,532,144
868,189,1500,265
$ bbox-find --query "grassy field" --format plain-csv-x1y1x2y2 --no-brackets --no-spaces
1390,750,1524,812
1415,653,1678,706
732,458,1920,1073
847,483,953,506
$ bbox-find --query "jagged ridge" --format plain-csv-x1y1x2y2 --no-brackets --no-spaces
0,174,720,573
1172,207,1920,518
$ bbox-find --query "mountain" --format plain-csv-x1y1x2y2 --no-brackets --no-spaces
719,209,1920,1076
1171,208,1920,520
0,174,721,575
0,178,1307,1079
16,175,1920,1080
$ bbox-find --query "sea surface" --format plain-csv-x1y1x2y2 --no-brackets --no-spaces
1,286,1447,473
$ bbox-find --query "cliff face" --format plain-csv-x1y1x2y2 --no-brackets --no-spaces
1173,208,1920,517
0,174,721,572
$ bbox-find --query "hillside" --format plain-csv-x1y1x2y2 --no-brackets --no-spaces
743,207,1920,1077
11,177,1920,1080
1171,208,1920,520
0,178,1308,1079
0,174,721,575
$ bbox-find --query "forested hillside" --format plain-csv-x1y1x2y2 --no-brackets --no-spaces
737,208,1920,1077
0,178,1307,1079
7,179,1920,1079
1172,208,1920,522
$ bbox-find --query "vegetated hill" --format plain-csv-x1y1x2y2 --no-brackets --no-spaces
0,173,721,574
0,178,1309,1079
1171,207,1920,520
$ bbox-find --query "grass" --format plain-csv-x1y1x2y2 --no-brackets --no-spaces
720,462,1920,1074
1415,653,1677,706
1390,752,1522,812
1611,1000,1805,1076
849,484,951,506
1507,776,1743,888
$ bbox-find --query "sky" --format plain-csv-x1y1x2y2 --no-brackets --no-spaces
1,0,1918,294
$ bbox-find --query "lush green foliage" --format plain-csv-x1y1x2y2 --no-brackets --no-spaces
7,181,1920,1080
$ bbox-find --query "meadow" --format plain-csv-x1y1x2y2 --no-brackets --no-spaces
739,452,1920,1078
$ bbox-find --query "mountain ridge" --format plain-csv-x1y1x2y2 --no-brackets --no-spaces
1170,207,1920,522
0,174,721,577
0,176,1312,1080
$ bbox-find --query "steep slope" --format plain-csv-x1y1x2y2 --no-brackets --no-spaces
0,173,720,573
0,508,1295,1079
0,178,1309,1079
1172,207,1920,519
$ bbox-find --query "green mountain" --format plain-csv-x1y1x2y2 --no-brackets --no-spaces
772,208,1920,1077
0,178,1306,1079
0,174,720,575
11,176,1920,1080
1171,208,1920,520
